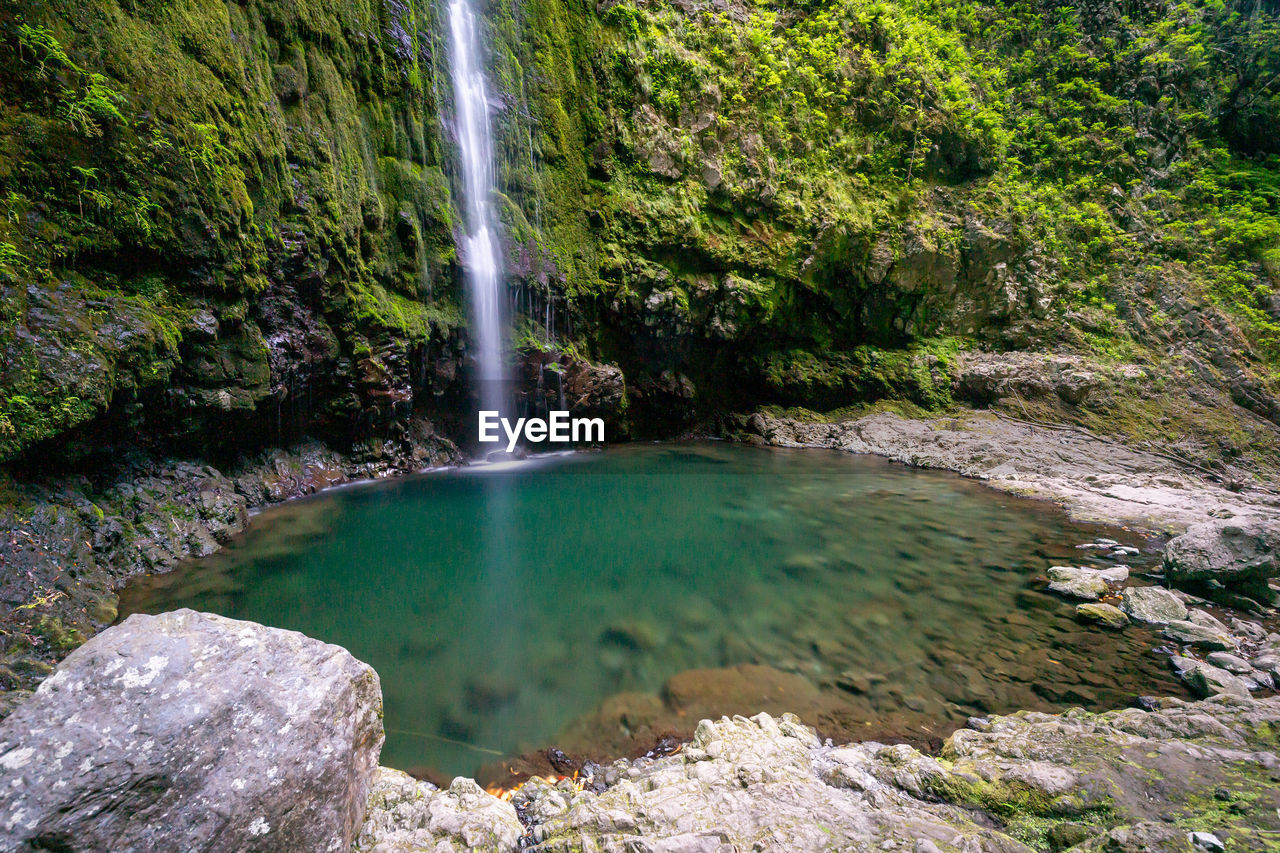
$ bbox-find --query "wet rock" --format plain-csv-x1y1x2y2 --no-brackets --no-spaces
1164,518,1280,594
352,769,522,852
1076,602,1129,629
734,410,1277,535
0,610,383,852
1162,620,1235,651
1121,586,1189,624
1170,656,1251,697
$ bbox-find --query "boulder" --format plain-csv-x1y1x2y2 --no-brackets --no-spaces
1076,603,1129,629
1163,518,1280,592
0,610,383,852
1120,586,1188,624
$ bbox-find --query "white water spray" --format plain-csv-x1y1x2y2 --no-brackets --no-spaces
447,0,507,418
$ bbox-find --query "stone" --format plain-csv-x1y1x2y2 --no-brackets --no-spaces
599,619,662,651
1187,608,1232,634
1164,518,1280,590
0,610,383,852
1047,566,1110,599
1206,652,1253,674
1076,602,1129,629
1096,565,1131,583
352,769,522,852
1190,830,1226,852
1121,586,1189,624
529,699,1280,851
1071,823,1195,851
1162,620,1235,651
1170,656,1251,698
1252,653,1280,679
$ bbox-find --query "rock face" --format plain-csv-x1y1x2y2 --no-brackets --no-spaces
0,610,383,853
1164,519,1280,595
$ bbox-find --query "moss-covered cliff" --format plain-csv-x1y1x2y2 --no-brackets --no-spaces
491,0,1280,450
2,0,1279,465
1,0,465,465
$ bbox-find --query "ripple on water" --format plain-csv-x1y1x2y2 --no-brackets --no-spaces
118,441,1188,780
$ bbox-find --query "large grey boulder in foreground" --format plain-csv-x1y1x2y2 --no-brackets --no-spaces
0,610,383,853
1163,518,1280,594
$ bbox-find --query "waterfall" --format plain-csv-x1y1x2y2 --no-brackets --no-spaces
447,0,507,420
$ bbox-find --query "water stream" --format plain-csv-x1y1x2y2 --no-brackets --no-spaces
119,443,1187,780
447,0,507,417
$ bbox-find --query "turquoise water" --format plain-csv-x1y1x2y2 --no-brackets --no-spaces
119,442,1183,778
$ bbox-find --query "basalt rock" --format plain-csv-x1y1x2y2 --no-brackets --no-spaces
0,610,383,853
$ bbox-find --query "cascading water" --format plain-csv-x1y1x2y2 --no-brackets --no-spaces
447,0,507,420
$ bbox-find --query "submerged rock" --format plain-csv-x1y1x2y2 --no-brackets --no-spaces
1164,518,1280,594
1121,586,1189,624
1076,602,1129,629
0,610,383,852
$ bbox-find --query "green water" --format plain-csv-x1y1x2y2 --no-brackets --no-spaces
119,442,1184,778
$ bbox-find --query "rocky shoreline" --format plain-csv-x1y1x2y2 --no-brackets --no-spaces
2,609,1279,852
0,423,460,714
2,410,1279,851
731,409,1280,535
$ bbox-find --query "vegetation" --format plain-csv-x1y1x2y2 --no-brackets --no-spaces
0,0,1277,458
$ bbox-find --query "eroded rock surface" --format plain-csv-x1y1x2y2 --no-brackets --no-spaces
506,699,1280,852
0,610,383,853
353,770,523,852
